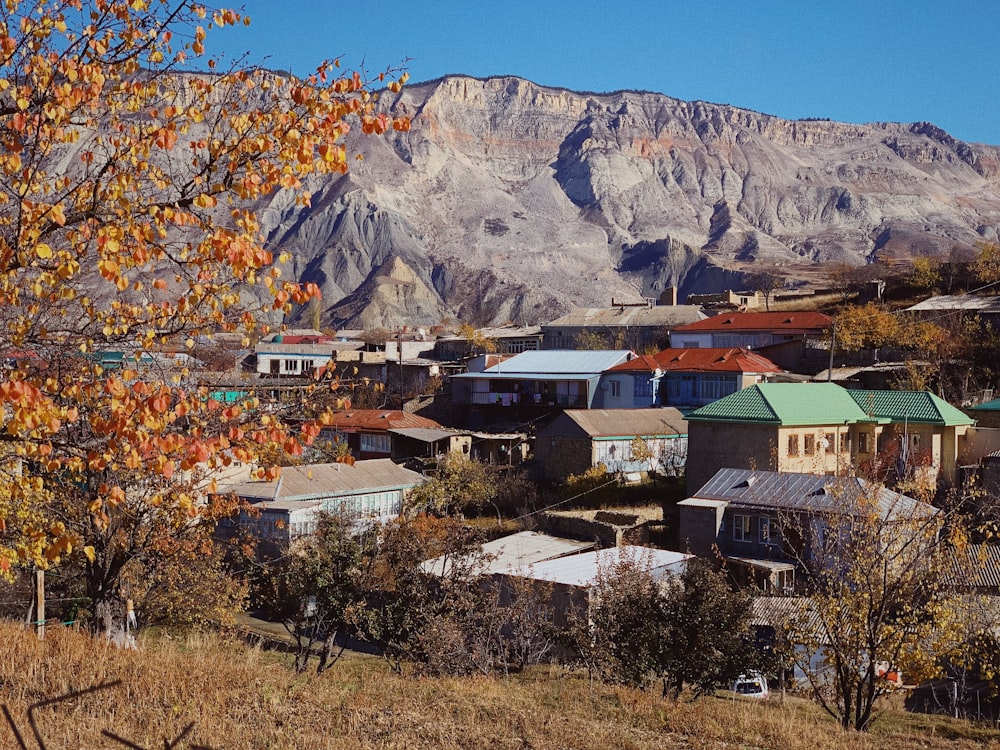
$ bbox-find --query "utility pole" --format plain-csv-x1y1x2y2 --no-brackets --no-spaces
827,321,836,382
35,568,45,641
397,327,404,409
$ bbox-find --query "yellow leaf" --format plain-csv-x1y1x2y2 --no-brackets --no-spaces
35,243,52,259
83,545,95,563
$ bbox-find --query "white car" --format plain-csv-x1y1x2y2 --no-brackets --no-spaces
732,672,770,700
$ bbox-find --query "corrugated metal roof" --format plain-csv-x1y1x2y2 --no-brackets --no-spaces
606,354,663,373
751,596,822,634
422,531,595,577
907,295,1000,313
672,311,832,333
687,383,869,425
686,468,937,519
323,410,442,431
951,545,1000,590
224,459,425,505
436,325,542,341
970,398,1000,412
547,408,687,438
453,349,633,377
506,546,692,588
846,390,975,426
654,347,784,374
388,427,466,442
543,306,705,328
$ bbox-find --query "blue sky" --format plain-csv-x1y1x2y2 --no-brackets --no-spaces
212,1,999,145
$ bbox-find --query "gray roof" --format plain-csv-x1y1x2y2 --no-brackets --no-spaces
503,546,692,588
951,545,1000,590
437,325,542,342
388,427,467,442
906,295,1000,313
223,459,425,506
422,531,595,577
543,306,705,328
751,596,823,634
538,408,688,438
684,468,936,519
452,349,633,377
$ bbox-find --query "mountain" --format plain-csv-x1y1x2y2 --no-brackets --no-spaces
255,75,1000,328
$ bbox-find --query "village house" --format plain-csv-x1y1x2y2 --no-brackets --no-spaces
668,311,832,372
495,546,693,627
685,289,763,310
905,295,1000,330
449,349,636,428
534,408,688,482
653,347,784,409
219,459,425,552
596,354,663,409
421,530,595,577
387,427,528,470
254,330,386,380
677,468,936,594
320,409,444,460
434,324,544,360
541,301,705,351
684,383,975,491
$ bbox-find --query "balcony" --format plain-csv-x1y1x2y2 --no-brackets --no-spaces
469,392,586,407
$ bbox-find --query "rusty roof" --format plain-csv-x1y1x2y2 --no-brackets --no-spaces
606,354,663,373
653,347,784,373
671,311,832,333
323,409,441,432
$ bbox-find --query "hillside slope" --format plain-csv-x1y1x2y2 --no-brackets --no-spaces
255,75,1000,328
1,623,998,749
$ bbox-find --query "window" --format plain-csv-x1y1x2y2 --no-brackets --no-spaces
733,514,752,542
635,377,653,398
610,380,621,398
840,433,849,453
787,434,799,456
360,433,391,453
759,516,779,546
803,434,815,455
824,433,835,453
698,374,738,401
857,432,870,453
911,433,921,449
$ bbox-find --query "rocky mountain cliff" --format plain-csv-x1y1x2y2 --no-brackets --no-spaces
256,76,1000,328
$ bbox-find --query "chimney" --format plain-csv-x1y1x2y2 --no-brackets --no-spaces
659,286,678,306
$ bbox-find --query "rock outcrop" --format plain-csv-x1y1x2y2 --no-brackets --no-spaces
254,75,1000,328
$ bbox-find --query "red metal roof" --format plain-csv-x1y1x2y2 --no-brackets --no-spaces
671,311,832,333
606,354,662,373
653,348,784,373
324,410,442,432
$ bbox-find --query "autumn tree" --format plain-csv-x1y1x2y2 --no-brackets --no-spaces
0,0,407,624
972,241,1000,287
834,304,945,354
908,256,941,292
456,322,498,356
781,486,970,731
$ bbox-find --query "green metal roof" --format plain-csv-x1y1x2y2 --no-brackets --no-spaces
846,390,975,426
687,383,869,425
970,398,1000,412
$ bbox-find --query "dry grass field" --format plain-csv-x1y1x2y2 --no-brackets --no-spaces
2,622,1000,749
